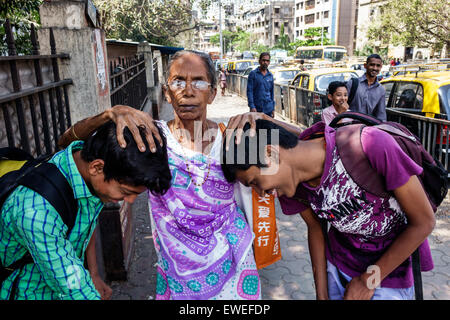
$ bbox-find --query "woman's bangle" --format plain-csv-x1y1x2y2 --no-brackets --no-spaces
72,124,80,140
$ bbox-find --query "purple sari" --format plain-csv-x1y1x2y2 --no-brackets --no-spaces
148,121,259,300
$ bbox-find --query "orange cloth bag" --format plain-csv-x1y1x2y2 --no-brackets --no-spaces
219,123,282,269
251,189,282,269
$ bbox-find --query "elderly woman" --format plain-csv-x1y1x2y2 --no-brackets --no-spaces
59,50,261,300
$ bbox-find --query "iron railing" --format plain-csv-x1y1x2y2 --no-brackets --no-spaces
109,54,148,110
226,73,329,127
0,19,72,156
387,109,450,172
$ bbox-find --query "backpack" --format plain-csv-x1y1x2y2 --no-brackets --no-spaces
303,112,447,300
0,147,78,300
329,111,448,212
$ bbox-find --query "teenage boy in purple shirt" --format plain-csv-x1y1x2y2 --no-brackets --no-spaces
221,115,435,300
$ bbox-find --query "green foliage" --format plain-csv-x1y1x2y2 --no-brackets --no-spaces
367,0,449,55
0,0,42,55
94,0,205,46
273,24,290,51
354,45,388,59
286,27,334,55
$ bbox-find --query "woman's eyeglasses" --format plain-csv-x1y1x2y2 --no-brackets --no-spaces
167,79,211,91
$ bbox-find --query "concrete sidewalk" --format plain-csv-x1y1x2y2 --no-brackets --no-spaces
110,92,450,300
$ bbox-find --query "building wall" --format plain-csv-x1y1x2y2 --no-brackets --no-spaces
236,1,295,48
337,0,358,55
294,0,335,41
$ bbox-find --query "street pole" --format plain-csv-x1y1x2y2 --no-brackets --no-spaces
320,2,324,46
219,0,223,69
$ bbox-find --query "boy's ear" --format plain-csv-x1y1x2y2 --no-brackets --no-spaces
88,159,105,176
262,145,280,176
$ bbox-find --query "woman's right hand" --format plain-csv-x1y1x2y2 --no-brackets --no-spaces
224,111,268,151
106,105,163,152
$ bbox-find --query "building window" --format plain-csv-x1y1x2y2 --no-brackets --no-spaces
305,0,315,10
305,13,315,24
275,8,280,14
316,12,320,19
296,17,299,27
296,30,299,37
323,11,329,18
275,21,279,28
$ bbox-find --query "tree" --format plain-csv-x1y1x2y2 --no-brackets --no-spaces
367,0,449,57
274,24,290,51
94,0,211,46
287,27,334,55
0,0,42,55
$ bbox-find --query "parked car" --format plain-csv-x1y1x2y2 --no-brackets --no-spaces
381,70,450,173
290,68,358,94
290,68,358,126
227,59,258,74
242,65,259,77
272,67,301,86
380,70,450,119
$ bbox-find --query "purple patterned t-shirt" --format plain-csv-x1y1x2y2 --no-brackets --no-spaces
279,125,434,288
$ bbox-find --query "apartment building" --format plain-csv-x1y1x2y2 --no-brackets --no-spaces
236,1,295,47
294,0,359,55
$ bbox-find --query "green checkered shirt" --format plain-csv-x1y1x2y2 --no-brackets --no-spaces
0,141,103,300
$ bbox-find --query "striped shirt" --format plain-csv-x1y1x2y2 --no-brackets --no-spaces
0,141,103,300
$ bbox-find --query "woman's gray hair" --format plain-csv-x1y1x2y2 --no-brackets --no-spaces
167,50,217,89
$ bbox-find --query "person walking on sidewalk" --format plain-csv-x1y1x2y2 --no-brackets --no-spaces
221,116,435,300
58,51,262,300
0,122,171,300
247,52,275,118
346,54,386,121
219,66,228,96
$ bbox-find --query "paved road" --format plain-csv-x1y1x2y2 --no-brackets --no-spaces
110,92,450,300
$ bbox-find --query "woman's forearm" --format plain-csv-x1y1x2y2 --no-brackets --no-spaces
58,110,111,148
263,113,303,137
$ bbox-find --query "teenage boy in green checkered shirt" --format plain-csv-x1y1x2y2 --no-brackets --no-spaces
0,121,171,300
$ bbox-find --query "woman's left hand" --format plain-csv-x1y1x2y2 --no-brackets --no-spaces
224,112,268,150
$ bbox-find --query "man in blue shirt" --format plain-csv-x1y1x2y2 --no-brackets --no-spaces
346,54,386,121
247,52,275,117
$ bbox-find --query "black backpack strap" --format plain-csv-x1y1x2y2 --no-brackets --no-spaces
412,249,423,300
18,162,78,233
329,111,382,128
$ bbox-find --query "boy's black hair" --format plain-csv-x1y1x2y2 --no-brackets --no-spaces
327,81,348,95
81,121,171,195
221,119,298,183
366,53,382,63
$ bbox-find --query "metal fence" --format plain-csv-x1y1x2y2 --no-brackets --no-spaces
0,19,72,157
226,73,329,127
226,73,450,173
387,109,450,172
109,54,147,110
